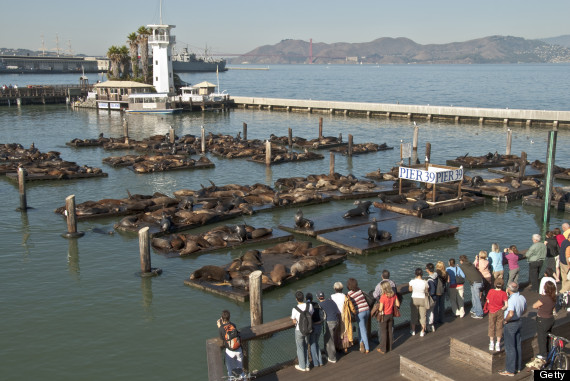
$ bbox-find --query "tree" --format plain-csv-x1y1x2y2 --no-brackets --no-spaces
106,45,121,79
117,45,130,79
137,26,151,83
127,32,139,79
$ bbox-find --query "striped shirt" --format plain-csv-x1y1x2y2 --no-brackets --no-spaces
347,289,369,313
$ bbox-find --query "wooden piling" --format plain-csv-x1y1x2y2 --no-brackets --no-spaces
506,129,512,155
201,126,206,154
319,117,323,139
348,134,353,157
412,123,419,151
265,140,272,166
249,270,263,326
519,151,527,179
139,227,151,273
123,119,129,144
243,122,247,141
17,166,27,211
288,128,293,148
62,195,84,238
329,152,335,176
169,126,175,144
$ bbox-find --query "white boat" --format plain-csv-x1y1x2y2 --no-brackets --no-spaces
125,93,182,114
178,81,229,103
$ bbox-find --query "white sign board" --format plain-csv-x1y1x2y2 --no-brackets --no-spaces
401,143,412,159
399,165,463,184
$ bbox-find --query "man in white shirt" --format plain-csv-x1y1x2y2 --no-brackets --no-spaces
291,291,313,372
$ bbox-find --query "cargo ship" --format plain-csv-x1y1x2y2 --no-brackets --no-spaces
171,47,227,73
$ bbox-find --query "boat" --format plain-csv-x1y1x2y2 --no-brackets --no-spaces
125,93,182,114
171,47,227,73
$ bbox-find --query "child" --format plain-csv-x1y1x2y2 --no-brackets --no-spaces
486,278,508,351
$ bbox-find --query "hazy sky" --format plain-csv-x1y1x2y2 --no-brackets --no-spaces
2,0,569,57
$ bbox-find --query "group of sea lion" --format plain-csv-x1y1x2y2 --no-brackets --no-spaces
452,152,516,166
102,154,213,173
274,172,377,195
189,241,346,289
331,142,393,155
367,218,392,242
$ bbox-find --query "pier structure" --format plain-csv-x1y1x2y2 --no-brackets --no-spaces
0,84,93,106
232,96,570,127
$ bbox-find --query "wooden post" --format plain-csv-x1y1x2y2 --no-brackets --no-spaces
412,123,419,151
139,227,151,273
123,119,129,144
542,131,557,233
265,140,271,166
432,184,437,203
329,152,335,176
17,166,27,211
425,142,431,170
519,151,527,180
348,134,353,157
201,126,206,154
249,270,263,326
506,128,512,156
169,125,175,144
62,195,84,238
288,128,293,149
243,122,247,141
319,117,323,139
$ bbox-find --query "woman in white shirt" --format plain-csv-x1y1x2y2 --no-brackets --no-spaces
409,267,428,337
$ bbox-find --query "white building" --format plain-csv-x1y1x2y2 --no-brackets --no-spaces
148,23,176,94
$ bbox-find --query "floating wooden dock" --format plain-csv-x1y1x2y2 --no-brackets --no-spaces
522,195,570,213
279,209,404,237
446,157,519,169
184,248,348,302
316,216,458,255
6,170,107,181
458,183,537,202
487,167,543,179
373,195,485,218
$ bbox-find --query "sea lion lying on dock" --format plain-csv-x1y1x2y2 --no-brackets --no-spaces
412,200,430,211
261,241,312,255
291,257,320,276
270,263,288,285
378,194,407,204
190,265,227,282
294,209,314,229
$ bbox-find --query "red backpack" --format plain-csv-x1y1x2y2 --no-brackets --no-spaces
222,323,241,350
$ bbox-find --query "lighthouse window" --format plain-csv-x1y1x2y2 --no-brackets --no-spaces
155,77,158,81
155,60,158,65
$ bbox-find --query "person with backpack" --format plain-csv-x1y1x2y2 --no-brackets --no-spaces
434,261,449,325
446,258,466,318
291,290,314,372
305,293,323,367
217,310,244,379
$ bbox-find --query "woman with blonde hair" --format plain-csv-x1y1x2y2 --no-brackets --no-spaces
474,250,493,294
434,261,449,324
488,243,504,280
377,281,400,353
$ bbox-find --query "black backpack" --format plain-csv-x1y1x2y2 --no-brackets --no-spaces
295,302,313,336
436,276,446,296
221,322,241,350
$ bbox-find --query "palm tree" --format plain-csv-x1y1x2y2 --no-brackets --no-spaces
137,26,151,83
106,45,121,79
127,32,139,79
117,45,130,79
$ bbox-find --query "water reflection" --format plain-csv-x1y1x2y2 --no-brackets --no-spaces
141,277,154,321
67,238,80,279
20,211,31,260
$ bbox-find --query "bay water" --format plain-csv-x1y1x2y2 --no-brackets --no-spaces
1,64,569,380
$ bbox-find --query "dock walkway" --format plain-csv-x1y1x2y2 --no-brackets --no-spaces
232,96,570,127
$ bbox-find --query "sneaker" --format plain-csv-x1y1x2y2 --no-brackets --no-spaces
420,330,425,337
294,365,306,372
328,359,336,364
359,341,365,353
410,330,416,336
498,370,515,377
459,313,465,318
489,342,494,351
430,324,435,332
495,342,501,352
472,314,483,319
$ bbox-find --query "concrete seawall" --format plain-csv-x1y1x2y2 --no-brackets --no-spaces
232,96,570,127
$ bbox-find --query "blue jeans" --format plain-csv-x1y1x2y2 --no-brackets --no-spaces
503,320,522,373
357,310,370,351
309,324,322,366
470,282,483,317
295,329,309,369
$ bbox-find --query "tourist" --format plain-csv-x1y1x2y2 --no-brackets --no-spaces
544,231,559,276
217,310,245,378
555,227,565,246
459,254,484,319
474,250,493,294
317,291,340,364
376,281,400,354
539,268,557,295
532,281,557,360
446,258,465,318
504,245,523,285
562,222,570,240
425,263,438,332
409,267,428,336
291,291,313,372
488,243,504,280
559,234,570,296
331,281,355,353
347,277,370,353
305,292,323,367
525,233,547,292
499,282,526,377
372,269,397,299
434,261,448,324
486,278,508,352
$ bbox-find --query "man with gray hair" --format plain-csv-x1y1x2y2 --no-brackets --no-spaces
499,282,526,376
562,222,570,239
525,233,546,292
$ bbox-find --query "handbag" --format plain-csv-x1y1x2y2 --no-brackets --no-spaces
362,291,375,308
370,300,381,318
425,293,435,309
393,303,401,318
455,266,465,284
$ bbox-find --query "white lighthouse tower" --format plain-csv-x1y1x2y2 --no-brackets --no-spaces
148,20,175,94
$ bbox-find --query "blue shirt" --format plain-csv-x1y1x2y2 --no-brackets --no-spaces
319,299,340,322
504,292,526,321
488,251,504,272
446,266,465,285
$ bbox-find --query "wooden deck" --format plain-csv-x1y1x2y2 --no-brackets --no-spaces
254,287,569,381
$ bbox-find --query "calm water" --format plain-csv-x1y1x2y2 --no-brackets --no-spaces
1,65,569,381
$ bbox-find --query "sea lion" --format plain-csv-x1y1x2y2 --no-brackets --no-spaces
290,257,319,276
343,200,371,218
368,218,379,241
269,263,288,285
412,200,430,211
262,241,310,255
379,194,407,204
152,237,172,251
241,250,263,266
180,241,200,255
469,176,484,187
117,215,139,228
190,265,227,281
160,213,172,232
379,230,392,241
250,227,272,239
294,209,314,229
306,245,339,257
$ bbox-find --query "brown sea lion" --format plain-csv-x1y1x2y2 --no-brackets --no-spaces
306,245,339,257
151,237,172,251
240,250,263,265
250,228,272,239
190,265,227,281
180,241,200,256
269,263,288,285
262,241,310,254
290,257,320,276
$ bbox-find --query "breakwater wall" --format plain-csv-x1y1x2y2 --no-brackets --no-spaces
232,96,570,128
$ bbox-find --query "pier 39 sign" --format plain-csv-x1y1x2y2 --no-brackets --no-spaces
399,165,463,184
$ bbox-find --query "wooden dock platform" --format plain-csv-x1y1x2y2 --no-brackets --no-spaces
522,195,570,213
373,195,485,218
458,183,537,202
316,216,458,254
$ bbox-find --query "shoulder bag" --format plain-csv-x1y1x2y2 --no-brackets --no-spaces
455,266,465,284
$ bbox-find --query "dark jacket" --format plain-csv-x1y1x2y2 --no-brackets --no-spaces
459,261,483,284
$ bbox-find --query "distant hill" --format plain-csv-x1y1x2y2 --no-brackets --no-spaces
539,34,570,48
234,35,570,64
